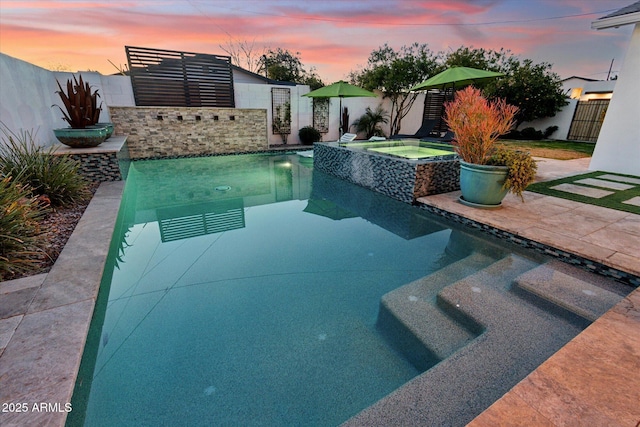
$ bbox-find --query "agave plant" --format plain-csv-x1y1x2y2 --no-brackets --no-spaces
53,74,102,129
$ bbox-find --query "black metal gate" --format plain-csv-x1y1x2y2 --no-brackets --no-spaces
567,99,609,142
125,46,235,107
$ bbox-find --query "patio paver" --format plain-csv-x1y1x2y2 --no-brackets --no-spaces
550,183,613,198
574,177,635,190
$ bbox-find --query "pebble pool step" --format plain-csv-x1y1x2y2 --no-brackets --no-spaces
512,260,628,322
376,252,496,371
348,253,629,426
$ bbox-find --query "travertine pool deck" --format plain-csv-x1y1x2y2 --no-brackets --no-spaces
417,157,640,426
0,157,638,426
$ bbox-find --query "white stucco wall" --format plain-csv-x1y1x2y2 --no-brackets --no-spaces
2,51,419,148
589,23,640,175
0,52,134,147
0,53,64,147
518,98,578,140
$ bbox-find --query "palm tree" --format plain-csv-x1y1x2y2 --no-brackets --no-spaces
352,104,389,139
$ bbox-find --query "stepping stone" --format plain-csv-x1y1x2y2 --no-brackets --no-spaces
598,174,640,185
513,263,625,321
623,196,640,207
550,183,613,198
574,178,634,191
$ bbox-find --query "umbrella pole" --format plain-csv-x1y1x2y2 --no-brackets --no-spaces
339,97,343,137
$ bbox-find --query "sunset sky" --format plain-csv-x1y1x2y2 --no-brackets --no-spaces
0,0,635,83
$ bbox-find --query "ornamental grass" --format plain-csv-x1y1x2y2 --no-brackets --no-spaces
445,86,518,165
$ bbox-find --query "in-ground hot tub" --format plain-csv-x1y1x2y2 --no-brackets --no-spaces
313,140,460,203
344,139,457,160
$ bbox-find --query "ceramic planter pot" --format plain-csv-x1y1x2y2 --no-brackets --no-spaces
53,127,108,148
459,161,509,208
93,122,114,139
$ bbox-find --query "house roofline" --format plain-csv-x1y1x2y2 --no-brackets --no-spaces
231,65,297,86
591,1,640,30
561,76,600,82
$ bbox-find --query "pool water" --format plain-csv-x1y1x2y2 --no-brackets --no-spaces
341,140,457,160
68,153,619,426
368,145,454,159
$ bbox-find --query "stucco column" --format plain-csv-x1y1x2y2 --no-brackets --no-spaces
589,23,640,176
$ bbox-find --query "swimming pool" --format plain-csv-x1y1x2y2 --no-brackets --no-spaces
68,153,628,426
342,140,457,160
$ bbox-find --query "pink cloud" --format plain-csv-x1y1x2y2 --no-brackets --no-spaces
0,0,634,81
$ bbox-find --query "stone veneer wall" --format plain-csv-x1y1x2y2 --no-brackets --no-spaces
52,137,129,183
313,143,460,204
63,152,123,182
110,107,268,159
414,160,460,199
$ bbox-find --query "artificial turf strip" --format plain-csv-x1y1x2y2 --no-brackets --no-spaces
526,171,640,215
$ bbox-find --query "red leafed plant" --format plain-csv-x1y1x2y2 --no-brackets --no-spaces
53,74,102,129
445,86,537,201
445,86,518,165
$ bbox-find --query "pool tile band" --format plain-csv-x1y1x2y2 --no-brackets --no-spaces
418,203,640,288
313,142,460,203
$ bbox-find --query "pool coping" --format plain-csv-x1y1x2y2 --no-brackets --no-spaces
0,181,124,427
0,158,638,426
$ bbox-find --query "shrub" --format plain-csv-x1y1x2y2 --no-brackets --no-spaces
502,129,521,139
298,126,321,145
519,127,543,140
487,147,538,201
0,124,89,206
0,176,46,280
544,125,559,138
503,126,555,141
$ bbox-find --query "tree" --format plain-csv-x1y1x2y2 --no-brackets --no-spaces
488,59,568,126
349,43,440,135
301,67,324,91
444,47,568,125
257,48,324,89
219,37,265,74
259,48,304,82
444,46,511,72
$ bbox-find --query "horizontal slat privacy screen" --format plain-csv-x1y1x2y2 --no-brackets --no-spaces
126,46,235,107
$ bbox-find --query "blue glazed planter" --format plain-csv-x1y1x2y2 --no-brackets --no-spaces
459,161,509,208
53,127,108,148
94,122,114,139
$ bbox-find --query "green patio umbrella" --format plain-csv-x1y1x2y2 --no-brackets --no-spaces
409,67,504,136
410,66,504,92
303,81,377,135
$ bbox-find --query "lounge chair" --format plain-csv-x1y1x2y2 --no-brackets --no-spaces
390,119,437,139
339,133,357,142
421,130,455,143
